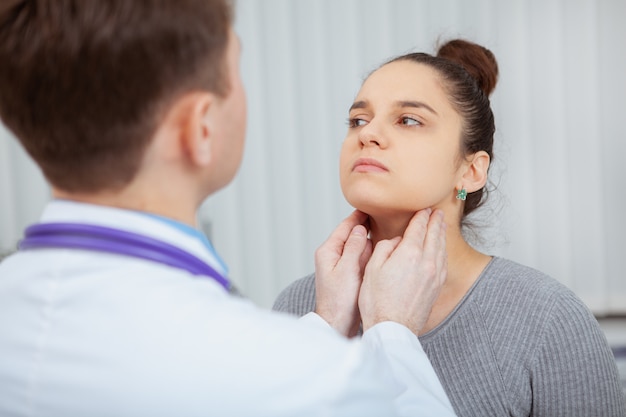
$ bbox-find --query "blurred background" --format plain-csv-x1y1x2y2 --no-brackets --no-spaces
0,0,624,387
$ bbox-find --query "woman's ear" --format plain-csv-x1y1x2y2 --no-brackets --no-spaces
460,151,490,193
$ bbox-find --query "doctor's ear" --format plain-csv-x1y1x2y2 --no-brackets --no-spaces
460,151,490,193
177,92,215,167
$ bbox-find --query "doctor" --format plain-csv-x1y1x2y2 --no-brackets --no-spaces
0,1,455,416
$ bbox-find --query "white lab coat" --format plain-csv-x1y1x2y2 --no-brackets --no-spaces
0,200,455,417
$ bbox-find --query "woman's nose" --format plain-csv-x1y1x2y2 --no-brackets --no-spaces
358,122,386,148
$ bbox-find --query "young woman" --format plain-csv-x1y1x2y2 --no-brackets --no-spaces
274,39,625,416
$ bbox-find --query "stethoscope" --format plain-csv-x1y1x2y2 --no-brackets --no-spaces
19,222,233,293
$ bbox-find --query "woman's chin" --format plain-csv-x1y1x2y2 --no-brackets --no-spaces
347,199,429,220
347,202,396,219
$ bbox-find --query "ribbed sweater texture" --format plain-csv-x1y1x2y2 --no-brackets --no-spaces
273,257,626,416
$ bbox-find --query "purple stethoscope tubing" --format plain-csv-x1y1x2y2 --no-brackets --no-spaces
19,222,231,291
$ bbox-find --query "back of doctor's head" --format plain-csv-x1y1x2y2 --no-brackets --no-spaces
0,0,233,192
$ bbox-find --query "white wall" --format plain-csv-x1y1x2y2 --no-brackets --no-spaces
1,0,625,312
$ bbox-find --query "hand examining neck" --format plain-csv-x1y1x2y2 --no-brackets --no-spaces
368,208,488,286
365,208,493,335
313,210,372,337
358,209,449,335
314,208,449,337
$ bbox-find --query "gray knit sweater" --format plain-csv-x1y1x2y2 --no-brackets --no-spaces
273,257,626,416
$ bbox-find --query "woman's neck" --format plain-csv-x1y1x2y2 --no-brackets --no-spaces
367,211,492,334
368,212,491,290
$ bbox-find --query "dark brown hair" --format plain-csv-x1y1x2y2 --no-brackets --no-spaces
386,39,498,225
0,0,233,192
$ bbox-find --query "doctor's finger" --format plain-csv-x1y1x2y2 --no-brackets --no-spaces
335,225,369,271
392,209,431,257
368,237,401,269
422,210,448,283
316,210,367,263
323,210,368,251
358,237,373,272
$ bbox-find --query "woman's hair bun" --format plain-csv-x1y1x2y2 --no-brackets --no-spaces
436,39,499,96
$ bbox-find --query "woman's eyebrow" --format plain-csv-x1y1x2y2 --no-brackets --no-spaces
349,100,369,111
394,100,438,115
349,99,438,116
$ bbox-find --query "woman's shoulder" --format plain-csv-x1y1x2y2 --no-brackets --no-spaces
479,257,577,303
427,256,606,367
272,273,316,316
473,257,597,332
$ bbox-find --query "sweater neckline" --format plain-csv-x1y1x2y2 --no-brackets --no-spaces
418,256,499,341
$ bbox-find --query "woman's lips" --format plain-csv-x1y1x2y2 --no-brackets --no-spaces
352,158,389,173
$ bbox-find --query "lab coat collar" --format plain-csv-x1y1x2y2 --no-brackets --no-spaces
38,199,228,276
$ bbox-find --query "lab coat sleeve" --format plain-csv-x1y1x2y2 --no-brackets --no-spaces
300,313,457,416
361,321,456,416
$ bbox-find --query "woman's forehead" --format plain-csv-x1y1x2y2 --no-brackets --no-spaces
373,59,435,78
356,61,451,110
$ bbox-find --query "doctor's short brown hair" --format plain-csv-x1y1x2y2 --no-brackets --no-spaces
0,0,233,192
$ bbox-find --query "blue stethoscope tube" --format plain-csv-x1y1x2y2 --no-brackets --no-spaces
19,222,231,291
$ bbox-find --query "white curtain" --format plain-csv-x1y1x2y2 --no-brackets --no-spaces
1,0,624,312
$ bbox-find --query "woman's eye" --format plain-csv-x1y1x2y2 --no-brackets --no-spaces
348,118,368,128
400,117,421,126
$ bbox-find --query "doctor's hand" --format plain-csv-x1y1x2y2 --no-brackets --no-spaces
358,208,448,336
314,210,372,338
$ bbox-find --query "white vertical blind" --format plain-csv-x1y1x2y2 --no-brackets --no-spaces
1,0,624,312
597,0,626,314
0,123,49,256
